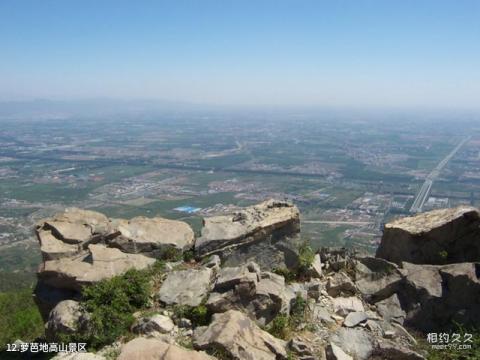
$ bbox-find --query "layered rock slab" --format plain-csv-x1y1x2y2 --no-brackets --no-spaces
195,200,301,270
109,216,194,255
38,244,155,291
36,208,195,260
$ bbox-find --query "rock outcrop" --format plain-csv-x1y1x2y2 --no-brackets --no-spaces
36,208,195,261
195,200,301,269
34,208,195,318
377,206,480,264
34,202,480,359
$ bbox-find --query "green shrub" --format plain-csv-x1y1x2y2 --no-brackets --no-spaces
272,267,297,283
267,294,310,340
0,287,44,350
438,250,449,262
267,314,290,339
160,247,182,261
290,294,307,317
79,268,151,349
172,304,210,326
416,324,480,360
183,249,195,262
149,259,166,275
297,242,315,274
273,242,315,282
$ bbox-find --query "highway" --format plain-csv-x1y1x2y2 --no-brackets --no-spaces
302,220,373,225
410,137,470,213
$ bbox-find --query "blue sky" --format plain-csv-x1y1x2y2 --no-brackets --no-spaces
1,0,479,108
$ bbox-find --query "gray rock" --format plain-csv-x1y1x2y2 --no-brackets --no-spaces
310,254,322,278
313,304,335,325
204,254,221,269
132,314,175,335
325,342,353,360
365,319,384,336
375,293,406,324
330,328,374,360
250,272,295,325
343,311,368,327
45,300,87,341
401,262,442,300
377,206,480,264
332,296,365,316
176,317,192,328
193,310,288,360
158,267,213,307
354,257,403,302
327,272,356,297
289,338,315,360
206,264,294,325
287,282,308,301
214,264,258,291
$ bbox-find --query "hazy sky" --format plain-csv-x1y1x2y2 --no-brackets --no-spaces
1,1,479,108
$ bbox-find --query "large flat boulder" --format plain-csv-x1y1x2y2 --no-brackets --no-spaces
193,309,288,360
377,206,480,264
38,244,155,291
158,267,214,307
118,337,214,360
43,208,111,243
109,216,194,255
195,200,301,270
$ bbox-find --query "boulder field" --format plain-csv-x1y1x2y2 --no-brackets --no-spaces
36,202,479,359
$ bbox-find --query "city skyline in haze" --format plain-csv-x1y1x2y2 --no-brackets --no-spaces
1,0,479,109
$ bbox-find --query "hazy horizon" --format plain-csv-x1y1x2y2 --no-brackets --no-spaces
1,1,480,109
